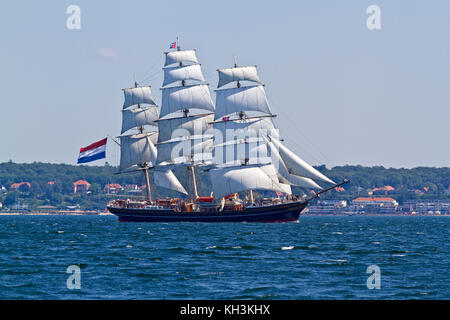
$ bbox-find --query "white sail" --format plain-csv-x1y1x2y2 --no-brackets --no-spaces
119,133,187,194
163,64,205,87
217,66,261,88
213,117,279,145
157,114,214,143
214,85,272,120
160,84,215,119
213,140,270,166
148,134,158,160
119,133,157,171
153,170,188,195
123,86,156,109
285,174,322,189
278,183,292,195
121,106,159,134
150,136,188,194
272,150,323,189
164,49,198,66
269,137,335,185
156,138,213,165
210,164,289,199
264,137,322,189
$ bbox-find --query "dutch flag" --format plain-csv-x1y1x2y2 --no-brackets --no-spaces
77,138,107,164
169,42,176,49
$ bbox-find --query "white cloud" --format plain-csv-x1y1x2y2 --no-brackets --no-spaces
98,48,119,60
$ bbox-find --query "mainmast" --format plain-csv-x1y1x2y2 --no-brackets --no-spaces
177,42,198,199
156,42,215,199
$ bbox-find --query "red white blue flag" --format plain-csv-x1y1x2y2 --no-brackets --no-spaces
77,138,107,164
169,41,176,49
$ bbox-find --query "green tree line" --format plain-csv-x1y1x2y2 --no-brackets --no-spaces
0,161,449,209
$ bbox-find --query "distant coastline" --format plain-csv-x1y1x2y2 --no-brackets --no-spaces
0,210,113,216
0,211,448,217
1,162,449,213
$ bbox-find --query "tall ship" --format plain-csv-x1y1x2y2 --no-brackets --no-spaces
107,42,347,222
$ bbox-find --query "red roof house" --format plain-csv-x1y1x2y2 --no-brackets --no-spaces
10,182,31,192
372,186,395,194
73,180,91,193
104,184,123,194
353,197,398,205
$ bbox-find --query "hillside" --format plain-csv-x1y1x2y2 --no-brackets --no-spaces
0,161,449,210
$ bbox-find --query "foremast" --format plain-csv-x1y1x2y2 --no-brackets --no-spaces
156,42,215,199
211,63,285,202
210,62,336,202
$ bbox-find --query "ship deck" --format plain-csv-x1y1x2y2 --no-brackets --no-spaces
107,200,308,223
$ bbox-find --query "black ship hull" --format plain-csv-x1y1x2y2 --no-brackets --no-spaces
107,200,308,223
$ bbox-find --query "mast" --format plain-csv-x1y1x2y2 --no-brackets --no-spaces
156,42,215,199
190,164,199,198
118,80,188,200
210,62,335,201
133,81,152,202
249,189,254,203
135,81,145,135
177,43,199,199
143,166,152,201
211,63,281,201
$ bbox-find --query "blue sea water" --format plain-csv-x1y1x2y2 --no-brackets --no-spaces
0,215,448,299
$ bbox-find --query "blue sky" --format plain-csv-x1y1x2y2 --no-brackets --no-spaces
0,0,449,168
